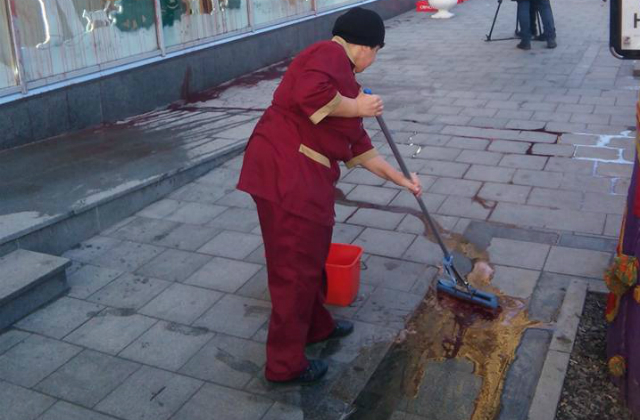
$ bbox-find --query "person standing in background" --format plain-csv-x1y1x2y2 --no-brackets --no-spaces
515,0,556,50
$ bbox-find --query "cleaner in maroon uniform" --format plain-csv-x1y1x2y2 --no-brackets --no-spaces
237,7,422,383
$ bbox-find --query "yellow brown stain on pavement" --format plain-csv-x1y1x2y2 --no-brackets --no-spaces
403,261,541,420
335,190,541,420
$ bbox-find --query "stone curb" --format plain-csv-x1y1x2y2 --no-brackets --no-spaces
527,279,588,420
0,141,245,258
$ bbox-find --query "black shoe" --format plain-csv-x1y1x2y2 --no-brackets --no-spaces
546,39,557,49
517,41,531,50
327,320,354,339
296,360,328,383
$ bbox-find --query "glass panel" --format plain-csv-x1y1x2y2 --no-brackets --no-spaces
161,0,249,48
315,0,356,11
252,0,312,27
13,0,160,83
0,0,17,89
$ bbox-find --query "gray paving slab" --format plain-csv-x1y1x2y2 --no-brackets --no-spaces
346,185,400,206
169,182,229,205
492,266,540,299
348,208,405,230
86,273,171,310
583,192,626,214
335,203,358,223
605,214,623,237
0,329,30,355
185,257,262,292
360,256,428,292
446,137,490,150
198,231,263,259
544,157,595,174
136,198,183,219
342,168,388,186
66,264,123,299
34,349,140,407
164,202,228,225
119,321,214,371
490,202,606,235
179,333,266,388
528,273,572,323
404,358,481,420
62,236,123,264
531,143,575,157
207,207,260,232
488,140,530,154
419,160,470,178
90,241,166,272
135,248,211,282
528,187,583,210
107,217,179,244
544,246,611,278
487,238,550,270
558,233,617,253
215,190,257,209
353,228,416,259
0,334,82,388
464,165,515,183
332,223,365,244
15,297,103,339
429,178,482,197
397,213,458,235
171,382,273,420
354,287,422,329
262,402,304,420
38,401,119,420
64,308,157,354
139,282,223,325
194,294,271,339
389,191,447,213
95,366,203,420
437,196,493,219
478,183,531,204
499,155,548,170
236,267,270,301
0,380,56,420
149,223,222,251
513,169,563,188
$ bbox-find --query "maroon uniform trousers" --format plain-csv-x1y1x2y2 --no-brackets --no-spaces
253,197,335,381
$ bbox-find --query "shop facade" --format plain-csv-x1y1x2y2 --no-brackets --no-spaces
0,0,412,149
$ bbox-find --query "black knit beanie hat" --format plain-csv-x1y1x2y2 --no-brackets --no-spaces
332,7,385,49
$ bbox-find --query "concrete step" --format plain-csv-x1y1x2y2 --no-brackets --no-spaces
0,249,70,331
0,104,249,259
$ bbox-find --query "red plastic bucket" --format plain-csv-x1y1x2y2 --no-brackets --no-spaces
325,243,363,306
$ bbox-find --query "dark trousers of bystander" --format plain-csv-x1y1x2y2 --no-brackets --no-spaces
517,0,556,47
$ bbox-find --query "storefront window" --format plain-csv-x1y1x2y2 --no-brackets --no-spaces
315,0,357,11
12,0,160,83
252,0,312,27
161,0,249,48
0,0,17,89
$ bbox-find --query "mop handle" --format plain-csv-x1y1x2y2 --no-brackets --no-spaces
363,89,452,259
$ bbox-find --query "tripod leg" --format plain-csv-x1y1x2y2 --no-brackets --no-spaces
486,0,503,41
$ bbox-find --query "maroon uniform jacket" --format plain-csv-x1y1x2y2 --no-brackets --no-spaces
237,36,378,226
